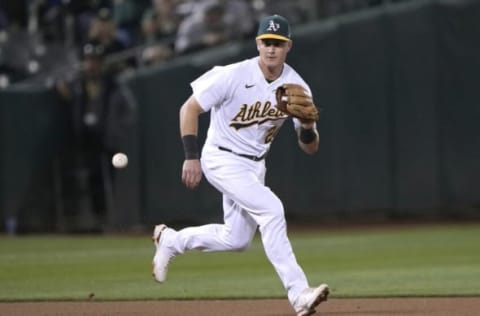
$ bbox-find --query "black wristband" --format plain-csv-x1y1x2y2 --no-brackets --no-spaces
299,127,317,144
182,135,199,160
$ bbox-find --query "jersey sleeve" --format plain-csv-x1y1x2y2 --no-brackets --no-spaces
190,66,230,112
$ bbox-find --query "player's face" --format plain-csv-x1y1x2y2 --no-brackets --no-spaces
257,39,292,68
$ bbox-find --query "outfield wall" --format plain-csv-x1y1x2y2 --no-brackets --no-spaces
1,0,479,231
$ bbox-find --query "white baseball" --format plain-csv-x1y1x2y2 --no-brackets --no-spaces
112,153,128,168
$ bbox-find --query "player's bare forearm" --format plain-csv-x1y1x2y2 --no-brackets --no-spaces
180,95,204,137
298,121,319,155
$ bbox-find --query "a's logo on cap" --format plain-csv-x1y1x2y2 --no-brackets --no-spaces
266,20,280,32
256,15,290,41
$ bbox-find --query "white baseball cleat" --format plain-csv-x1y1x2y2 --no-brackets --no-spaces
293,284,329,316
152,224,175,283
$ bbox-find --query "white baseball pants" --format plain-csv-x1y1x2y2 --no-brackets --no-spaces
166,144,309,304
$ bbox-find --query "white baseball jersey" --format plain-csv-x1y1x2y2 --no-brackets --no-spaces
191,56,313,157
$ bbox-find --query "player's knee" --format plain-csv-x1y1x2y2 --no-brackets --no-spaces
268,198,285,219
229,237,252,252
220,227,253,251
260,200,286,229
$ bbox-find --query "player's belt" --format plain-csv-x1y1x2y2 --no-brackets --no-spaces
218,146,266,162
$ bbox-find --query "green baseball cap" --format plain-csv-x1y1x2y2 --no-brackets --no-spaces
256,15,291,41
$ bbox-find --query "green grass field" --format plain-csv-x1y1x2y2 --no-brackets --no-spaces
1,223,479,301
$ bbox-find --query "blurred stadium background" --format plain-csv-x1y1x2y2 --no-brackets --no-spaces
1,0,479,234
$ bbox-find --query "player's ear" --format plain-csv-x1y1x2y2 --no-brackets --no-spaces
286,40,292,52
256,39,262,51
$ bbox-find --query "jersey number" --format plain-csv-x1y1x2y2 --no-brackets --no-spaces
265,126,280,144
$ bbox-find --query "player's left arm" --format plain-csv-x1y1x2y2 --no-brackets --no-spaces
296,120,319,155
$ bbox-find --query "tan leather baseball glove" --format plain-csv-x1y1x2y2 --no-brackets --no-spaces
275,83,319,123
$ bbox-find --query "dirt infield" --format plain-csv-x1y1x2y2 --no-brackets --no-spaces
1,297,479,316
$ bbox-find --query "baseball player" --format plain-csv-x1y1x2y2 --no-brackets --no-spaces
152,15,329,316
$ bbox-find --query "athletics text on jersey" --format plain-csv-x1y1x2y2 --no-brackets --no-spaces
191,56,312,157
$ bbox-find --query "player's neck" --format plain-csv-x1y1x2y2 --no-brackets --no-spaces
258,60,284,82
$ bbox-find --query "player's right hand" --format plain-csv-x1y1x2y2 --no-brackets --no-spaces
182,159,202,189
